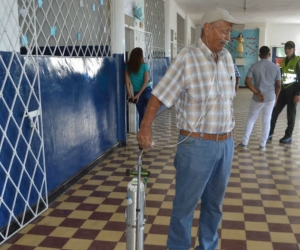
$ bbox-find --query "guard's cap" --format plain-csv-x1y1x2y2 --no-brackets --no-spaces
285,41,295,49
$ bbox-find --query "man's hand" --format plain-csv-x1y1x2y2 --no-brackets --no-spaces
137,126,153,149
257,93,264,102
294,95,300,104
235,84,239,92
136,95,162,148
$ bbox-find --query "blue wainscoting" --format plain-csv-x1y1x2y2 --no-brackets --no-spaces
152,58,170,89
0,52,126,229
0,52,169,230
152,57,171,114
40,55,126,192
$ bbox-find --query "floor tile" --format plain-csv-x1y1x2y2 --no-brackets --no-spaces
2,89,300,250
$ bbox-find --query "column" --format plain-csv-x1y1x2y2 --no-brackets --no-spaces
111,0,125,55
164,0,171,58
184,13,189,46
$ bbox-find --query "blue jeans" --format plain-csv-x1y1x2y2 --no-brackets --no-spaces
167,134,234,250
134,86,152,128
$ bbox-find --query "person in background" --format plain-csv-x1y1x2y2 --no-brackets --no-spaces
125,47,152,128
137,7,244,250
268,41,300,144
234,64,241,91
237,46,281,151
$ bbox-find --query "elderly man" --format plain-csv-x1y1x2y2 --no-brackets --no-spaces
137,8,244,250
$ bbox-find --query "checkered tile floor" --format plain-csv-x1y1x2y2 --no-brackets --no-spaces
1,89,300,250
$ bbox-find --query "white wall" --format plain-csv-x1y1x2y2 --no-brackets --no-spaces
167,0,196,56
195,22,300,58
165,5,300,60
185,14,196,45
113,0,125,54
165,0,171,57
195,25,201,43
169,0,178,34
265,24,300,49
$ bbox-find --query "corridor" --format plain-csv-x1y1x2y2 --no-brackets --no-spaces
2,89,300,250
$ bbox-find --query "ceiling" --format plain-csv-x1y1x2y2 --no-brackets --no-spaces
175,0,300,26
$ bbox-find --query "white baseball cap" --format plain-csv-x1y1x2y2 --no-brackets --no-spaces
200,8,245,31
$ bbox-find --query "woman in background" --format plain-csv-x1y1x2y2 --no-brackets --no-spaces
125,47,152,128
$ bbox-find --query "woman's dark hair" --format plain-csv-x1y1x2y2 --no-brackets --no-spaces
238,33,243,38
127,47,144,73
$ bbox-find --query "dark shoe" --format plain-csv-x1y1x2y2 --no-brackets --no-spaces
279,136,292,144
267,135,273,141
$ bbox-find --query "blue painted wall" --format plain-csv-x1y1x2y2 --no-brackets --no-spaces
226,29,260,87
152,58,170,114
0,52,169,229
0,52,126,228
40,55,126,192
0,49,170,230
152,58,170,89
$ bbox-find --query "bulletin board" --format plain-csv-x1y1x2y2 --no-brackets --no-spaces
226,29,259,87
226,29,259,58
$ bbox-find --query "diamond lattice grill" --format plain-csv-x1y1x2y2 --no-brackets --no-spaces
144,0,165,58
21,0,112,57
0,0,47,244
1,0,113,244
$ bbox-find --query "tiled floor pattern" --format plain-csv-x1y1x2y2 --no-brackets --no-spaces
1,88,300,250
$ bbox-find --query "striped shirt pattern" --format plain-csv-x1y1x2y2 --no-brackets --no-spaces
152,39,236,134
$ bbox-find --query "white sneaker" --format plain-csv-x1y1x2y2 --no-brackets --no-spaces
259,145,266,151
237,143,247,149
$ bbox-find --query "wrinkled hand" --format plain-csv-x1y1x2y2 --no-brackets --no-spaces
137,126,153,149
294,95,300,104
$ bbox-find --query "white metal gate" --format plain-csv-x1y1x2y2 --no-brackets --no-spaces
0,0,48,244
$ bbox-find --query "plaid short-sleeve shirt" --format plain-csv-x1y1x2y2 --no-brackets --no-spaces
152,39,236,134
